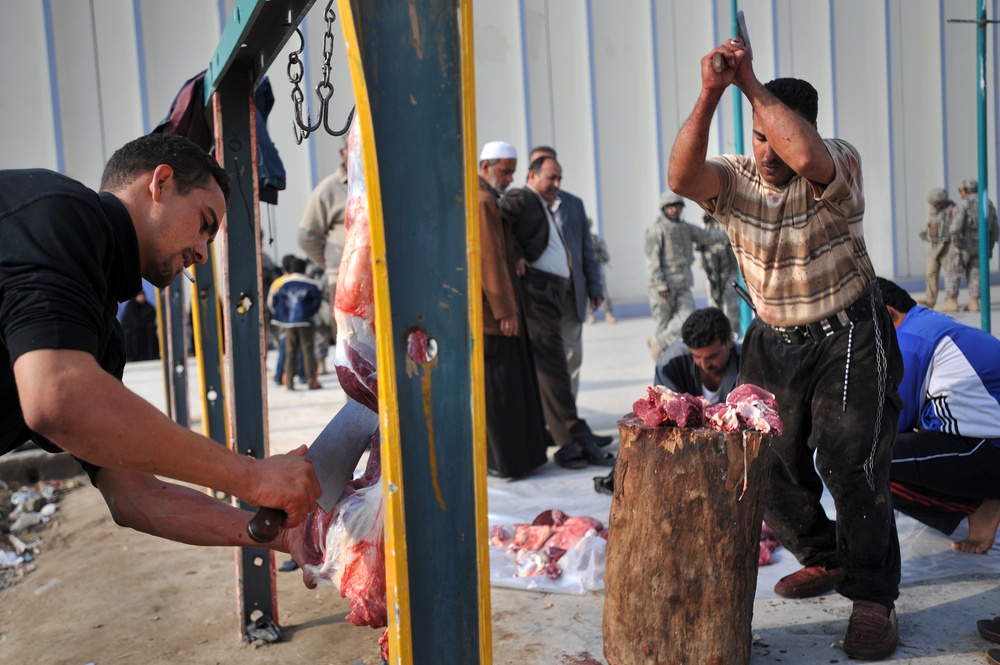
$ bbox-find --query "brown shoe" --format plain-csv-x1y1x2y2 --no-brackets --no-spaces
773,564,844,598
978,616,1000,643
988,647,1000,665
843,600,898,660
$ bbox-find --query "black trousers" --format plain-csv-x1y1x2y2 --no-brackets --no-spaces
483,332,550,478
891,430,1000,534
741,304,904,607
519,268,591,446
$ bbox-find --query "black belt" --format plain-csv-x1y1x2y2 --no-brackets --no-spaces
523,267,570,288
767,283,880,345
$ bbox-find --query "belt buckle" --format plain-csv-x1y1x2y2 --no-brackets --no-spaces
774,326,805,344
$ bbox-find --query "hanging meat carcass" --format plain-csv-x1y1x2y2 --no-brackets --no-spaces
298,120,390,658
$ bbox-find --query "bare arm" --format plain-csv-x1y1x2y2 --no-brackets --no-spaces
668,85,726,203
14,348,321,527
97,469,323,588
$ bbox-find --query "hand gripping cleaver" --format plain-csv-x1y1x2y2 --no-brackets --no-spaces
247,398,380,543
712,10,753,73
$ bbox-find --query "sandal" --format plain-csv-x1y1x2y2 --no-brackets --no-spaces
554,443,588,469
979,617,1000,644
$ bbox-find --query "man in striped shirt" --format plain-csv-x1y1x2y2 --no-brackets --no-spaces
668,39,904,661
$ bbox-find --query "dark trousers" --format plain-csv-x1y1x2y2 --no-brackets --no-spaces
284,325,318,387
891,431,1000,534
520,268,591,446
741,304,904,607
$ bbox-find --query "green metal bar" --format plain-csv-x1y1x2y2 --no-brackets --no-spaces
977,0,992,331
204,0,317,105
214,66,278,635
353,0,481,661
191,251,231,501
726,0,753,335
164,276,190,427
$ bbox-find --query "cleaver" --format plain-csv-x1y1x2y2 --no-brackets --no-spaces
247,398,380,543
712,10,753,73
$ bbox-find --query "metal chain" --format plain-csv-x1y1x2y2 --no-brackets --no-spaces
288,0,355,144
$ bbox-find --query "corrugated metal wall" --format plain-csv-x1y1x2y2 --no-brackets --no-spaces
1,0,997,308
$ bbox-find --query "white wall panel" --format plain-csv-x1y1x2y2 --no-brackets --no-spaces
0,2,57,170
50,0,106,186
545,0,597,218
472,0,528,164
522,0,555,149
590,0,660,305
93,0,144,162
832,0,894,277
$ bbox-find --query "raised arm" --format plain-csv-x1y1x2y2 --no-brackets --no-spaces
667,43,744,202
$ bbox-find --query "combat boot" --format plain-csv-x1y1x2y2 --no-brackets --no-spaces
916,297,936,307
937,297,960,313
968,299,980,312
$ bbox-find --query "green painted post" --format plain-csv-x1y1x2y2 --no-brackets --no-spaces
351,1,481,661
214,65,278,636
976,0,992,331
164,276,189,427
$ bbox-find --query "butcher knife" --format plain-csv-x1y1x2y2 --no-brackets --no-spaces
247,398,380,543
712,10,753,73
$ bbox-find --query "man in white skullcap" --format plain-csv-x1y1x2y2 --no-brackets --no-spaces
478,141,550,478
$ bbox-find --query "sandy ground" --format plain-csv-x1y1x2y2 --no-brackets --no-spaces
3,303,1000,664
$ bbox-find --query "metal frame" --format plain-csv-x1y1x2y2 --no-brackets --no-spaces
204,0,489,659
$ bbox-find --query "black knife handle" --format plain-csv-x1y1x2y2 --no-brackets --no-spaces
247,506,286,543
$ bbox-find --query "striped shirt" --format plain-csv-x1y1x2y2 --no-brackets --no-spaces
700,139,874,327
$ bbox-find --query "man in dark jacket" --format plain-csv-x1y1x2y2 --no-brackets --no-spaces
499,155,614,470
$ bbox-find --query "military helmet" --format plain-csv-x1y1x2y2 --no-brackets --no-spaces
660,192,685,208
960,178,979,193
926,188,948,205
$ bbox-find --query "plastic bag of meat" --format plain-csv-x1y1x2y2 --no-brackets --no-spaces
489,509,608,595
302,438,386,628
333,120,378,412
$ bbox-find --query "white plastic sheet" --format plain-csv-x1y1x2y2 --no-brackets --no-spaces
487,458,999,596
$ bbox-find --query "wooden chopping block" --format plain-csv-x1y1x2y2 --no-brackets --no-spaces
603,414,772,665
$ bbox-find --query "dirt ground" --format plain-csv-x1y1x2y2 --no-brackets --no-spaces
0,478,608,665
0,479,389,665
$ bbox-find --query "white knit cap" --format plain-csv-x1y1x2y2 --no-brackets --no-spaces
479,141,517,161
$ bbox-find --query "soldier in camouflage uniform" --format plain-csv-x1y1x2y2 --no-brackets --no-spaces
644,192,713,360
698,213,741,334
918,187,955,308
943,179,999,312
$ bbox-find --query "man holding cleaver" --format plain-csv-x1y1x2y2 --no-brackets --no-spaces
0,134,324,581
668,14,904,660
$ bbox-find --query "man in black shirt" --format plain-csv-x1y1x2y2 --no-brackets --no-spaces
0,134,320,573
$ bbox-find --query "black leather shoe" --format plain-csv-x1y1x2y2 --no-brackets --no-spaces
554,443,588,469
579,439,616,467
590,433,614,448
279,558,300,572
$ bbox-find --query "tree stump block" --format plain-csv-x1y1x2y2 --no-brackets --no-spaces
603,415,773,665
